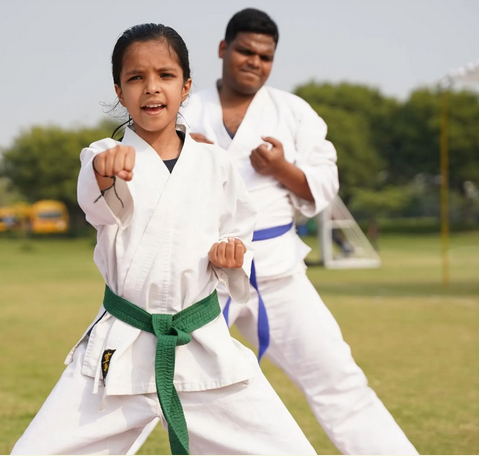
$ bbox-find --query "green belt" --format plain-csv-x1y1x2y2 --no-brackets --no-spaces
102,286,221,455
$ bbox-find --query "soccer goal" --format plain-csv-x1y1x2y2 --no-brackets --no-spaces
315,196,381,269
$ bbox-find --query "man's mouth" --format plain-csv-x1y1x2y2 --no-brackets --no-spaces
240,69,260,77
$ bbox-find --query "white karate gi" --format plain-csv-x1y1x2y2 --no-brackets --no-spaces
176,86,419,455
11,126,316,455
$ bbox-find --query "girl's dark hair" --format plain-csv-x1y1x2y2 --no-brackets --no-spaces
225,9,279,45
112,23,191,85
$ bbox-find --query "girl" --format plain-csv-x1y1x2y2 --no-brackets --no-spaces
11,24,315,455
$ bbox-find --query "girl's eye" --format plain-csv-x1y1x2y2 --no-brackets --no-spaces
128,75,141,81
161,73,175,78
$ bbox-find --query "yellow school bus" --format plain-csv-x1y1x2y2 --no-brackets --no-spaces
30,200,69,234
0,206,17,232
0,203,32,232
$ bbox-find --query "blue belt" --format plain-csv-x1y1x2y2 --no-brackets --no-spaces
223,221,294,362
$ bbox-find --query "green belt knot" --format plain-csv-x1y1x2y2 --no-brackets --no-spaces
151,313,192,346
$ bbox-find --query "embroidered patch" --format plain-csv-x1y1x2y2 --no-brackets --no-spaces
101,349,116,380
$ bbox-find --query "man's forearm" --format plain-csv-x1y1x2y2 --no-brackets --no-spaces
274,161,314,202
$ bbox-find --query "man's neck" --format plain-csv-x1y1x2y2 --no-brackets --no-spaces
217,79,256,107
217,79,258,135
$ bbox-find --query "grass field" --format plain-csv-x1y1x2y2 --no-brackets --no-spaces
0,233,478,455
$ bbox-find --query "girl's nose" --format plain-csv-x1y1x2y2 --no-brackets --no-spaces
145,77,160,94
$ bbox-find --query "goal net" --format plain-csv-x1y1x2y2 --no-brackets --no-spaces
315,196,381,269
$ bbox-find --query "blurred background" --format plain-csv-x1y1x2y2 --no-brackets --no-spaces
0,0,478,454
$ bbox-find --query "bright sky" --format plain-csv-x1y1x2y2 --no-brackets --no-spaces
0,0,478,149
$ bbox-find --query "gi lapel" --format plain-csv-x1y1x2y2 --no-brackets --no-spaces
121,126,192,305
213,87,280,190
119,128,172,302
223,87,276,157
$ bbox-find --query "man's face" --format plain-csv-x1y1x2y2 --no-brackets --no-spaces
219,32,276,95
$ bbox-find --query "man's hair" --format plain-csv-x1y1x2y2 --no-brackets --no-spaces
224,8,279,45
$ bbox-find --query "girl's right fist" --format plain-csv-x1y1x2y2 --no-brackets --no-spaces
93,145,135,181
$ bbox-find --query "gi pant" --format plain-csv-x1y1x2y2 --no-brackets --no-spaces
11,341,315,456
223,270,418,455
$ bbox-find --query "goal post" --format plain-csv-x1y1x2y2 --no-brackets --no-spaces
316,196,381,269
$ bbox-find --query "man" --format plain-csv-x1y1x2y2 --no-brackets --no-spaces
181,8,418,456
135,8,418,455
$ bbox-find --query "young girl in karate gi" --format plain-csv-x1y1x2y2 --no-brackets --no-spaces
11,23,315,456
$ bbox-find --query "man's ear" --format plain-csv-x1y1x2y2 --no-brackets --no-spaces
182,78,192,102
218,40,227,59
114,84,125,106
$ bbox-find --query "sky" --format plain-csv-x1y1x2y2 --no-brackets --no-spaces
0,0,478,150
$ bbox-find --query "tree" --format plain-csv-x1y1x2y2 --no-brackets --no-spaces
0,119,119,226
295,81,479,222
295,81,400,164
349,186,414,218
0,177,23,207
391,87,479,189
295,82,391,200
308,103,383,201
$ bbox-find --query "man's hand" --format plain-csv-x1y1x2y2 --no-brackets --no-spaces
93,145,135,190
250,136,288,178
250,136,314,201
208,238,246,269
190,133,214,144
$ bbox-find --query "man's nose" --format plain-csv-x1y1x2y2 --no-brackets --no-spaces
246,54,260,68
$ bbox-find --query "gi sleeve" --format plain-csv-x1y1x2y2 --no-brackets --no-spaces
77,142,134,229
291,101,339,217
213,160,258,304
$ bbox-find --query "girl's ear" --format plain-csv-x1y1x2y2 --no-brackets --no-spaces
181,78,192,103
114,84,125,106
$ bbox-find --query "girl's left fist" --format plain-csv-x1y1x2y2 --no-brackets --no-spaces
208,238,246,269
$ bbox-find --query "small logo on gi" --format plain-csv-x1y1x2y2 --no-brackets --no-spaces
102,349,116,380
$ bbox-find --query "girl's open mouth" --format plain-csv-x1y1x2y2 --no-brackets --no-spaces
142,104,165,114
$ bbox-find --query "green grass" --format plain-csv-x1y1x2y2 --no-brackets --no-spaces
0,234,478,455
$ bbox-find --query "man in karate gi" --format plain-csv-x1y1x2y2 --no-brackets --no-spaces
181,8,418,455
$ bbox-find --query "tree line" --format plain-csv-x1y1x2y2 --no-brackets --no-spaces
0,120,118,227
1,82,478,228
295,82,479,223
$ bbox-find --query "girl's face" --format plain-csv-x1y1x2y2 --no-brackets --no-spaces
115,40,191,140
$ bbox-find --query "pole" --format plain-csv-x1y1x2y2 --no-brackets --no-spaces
440,89,449,286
